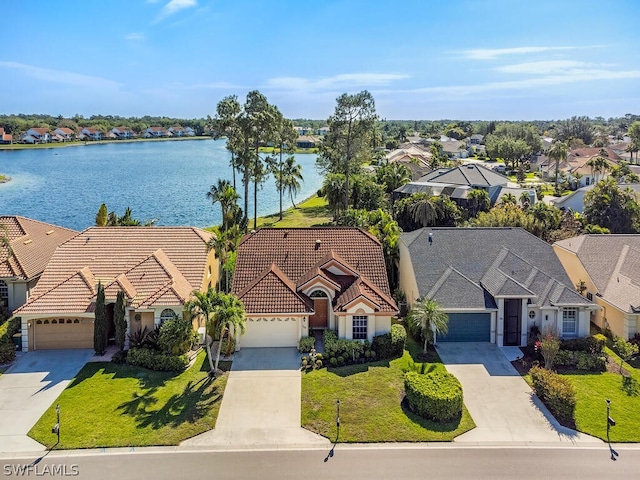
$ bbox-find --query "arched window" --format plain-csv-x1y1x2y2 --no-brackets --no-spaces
160,308,177,323
310,290,328,298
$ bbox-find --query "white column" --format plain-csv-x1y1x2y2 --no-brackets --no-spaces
496,298,505,346
520,300,528,346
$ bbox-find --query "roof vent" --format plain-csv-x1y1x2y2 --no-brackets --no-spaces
428,232,433,244
23,239,32,245
46,230,54,235
250,229,256,234
467,165,474,169
315,239,321,250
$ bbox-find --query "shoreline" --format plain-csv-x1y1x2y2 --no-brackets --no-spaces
0,135,211,151
0,175,10,184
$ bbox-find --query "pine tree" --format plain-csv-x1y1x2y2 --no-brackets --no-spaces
114,290,127,351
94,282,107,355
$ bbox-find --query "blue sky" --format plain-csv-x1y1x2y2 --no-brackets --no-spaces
1,0,639,120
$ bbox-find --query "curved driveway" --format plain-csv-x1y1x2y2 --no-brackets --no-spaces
436,343,601,444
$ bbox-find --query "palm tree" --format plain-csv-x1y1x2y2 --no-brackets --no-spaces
407,297,449,354
409,193,439,227
548,141,568,195
466,189,490,217
585,156,609,183
500,193,517,205
206,225,241,292
519,191,532,209
0,225,12,260
281,156,304,209
185,288,221,373
211,293,246,372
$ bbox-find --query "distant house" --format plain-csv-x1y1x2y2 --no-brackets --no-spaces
184,127,195,136
554,234,640,340
110,127,136,140
316,127,330,136
168,126,187,137
546,183,640,214
467,134,484,146
0,127,13,144
21,128,50,144
232,228,397,348
539,147,622,186
399,227,596,346
385,145,432,180
79,127,104,141
52,127,75,142
393,164,536,207
296,135,317,149
14,226,217,351
143,126,169,138
0,216,77,315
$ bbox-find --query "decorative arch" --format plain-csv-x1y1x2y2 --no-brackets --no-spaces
160,308,177,323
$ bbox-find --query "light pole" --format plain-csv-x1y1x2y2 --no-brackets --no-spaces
336,399,340,428
51,404,60,444
606,398,618,460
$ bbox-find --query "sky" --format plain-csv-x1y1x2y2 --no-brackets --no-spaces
1,0,639,121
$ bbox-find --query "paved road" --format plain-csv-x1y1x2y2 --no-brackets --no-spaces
0,350,94,453
436,342,600,444
1,445,638,479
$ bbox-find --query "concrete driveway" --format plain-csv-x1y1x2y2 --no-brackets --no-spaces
436,343,600,444
182,348,328,449
0,349,94,453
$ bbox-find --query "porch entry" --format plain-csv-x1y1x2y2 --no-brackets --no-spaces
309,290,329,329
503,299,522,346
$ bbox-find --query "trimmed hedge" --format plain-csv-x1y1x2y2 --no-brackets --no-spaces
404,370,463,422
0,317,21,364
560,336,605,354
127,347,188,372
554,349,606,371
530,366,576,423
323,329,367,364
298,336,315,353
372,324,406,360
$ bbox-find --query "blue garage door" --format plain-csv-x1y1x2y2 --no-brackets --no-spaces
437,313,491,342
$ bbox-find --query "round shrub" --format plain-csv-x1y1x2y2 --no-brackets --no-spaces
315,360,323,369
337,356,345,366
330,357,338,367
529,366,576,423
404,371,463,422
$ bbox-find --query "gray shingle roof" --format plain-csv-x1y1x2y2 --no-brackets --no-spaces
417,164,509,188
402,227,592,311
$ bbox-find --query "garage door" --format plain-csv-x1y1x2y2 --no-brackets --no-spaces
32,318,94,350
437,313,491,342
241,317,299,348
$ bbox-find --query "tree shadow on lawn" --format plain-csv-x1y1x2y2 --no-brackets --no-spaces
67,362,175,390
117,374,225,430
400,397,463,433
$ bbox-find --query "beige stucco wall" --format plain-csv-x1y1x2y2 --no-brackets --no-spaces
200,249,219,292
398,241,420,307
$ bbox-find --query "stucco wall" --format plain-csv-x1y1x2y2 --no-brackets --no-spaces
398,241,420,307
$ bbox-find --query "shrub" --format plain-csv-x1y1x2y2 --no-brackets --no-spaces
330,357,338,367
630,333,640,349
127,348,188,372
613,336,639,373
127,327,149,349
158,316,197,355
315,360,323,369
554,349,575,366
298,336,315,353
111,350,128,364
404,371,463,422
575,352,606,371
539,331,560,369
0,317,20,364
561,336,604,354
323,329,370,365
529,366,576,423
372,324,406,359
337,356,344,366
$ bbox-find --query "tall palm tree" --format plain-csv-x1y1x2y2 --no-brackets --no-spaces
211,293,246,372
585,156,609,183
548,141,568,195
407,297,449,354
282,156,304,208
466,189,490,217
409,193,439,227
206,179,233,228
519,191,532,209
185,288,221,373
500,193,517,205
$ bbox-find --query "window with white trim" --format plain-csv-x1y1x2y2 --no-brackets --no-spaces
562,308,577,336
0,280,7,307
352,315,368,340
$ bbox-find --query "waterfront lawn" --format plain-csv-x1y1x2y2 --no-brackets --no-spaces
301,338,475,442
28,351,228,449
257,195,332,228
561,348,640,442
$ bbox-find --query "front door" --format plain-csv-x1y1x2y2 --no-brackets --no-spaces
503,299,522,346
309,298,328,328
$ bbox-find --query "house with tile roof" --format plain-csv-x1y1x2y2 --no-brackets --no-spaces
393,164,536,207
21,128,50,144
143,126,169,138
554,235,640,340
399,228,596,346
0,216,78,317
14,226,217,351
79,127,104,141
231,228,397,348
52,128,75,142
0,127,13,144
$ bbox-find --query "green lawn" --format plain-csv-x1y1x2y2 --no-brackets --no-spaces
301,339,475,442
256,195,332,228
28,351,228,449
561,348,640,442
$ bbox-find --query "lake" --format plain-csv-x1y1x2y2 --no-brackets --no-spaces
0,140,322,231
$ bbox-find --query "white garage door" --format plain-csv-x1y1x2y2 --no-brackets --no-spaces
241,317,300,348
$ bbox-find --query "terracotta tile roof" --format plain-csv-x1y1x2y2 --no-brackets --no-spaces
15,226,213,315
0,216,78,280
30,127,49,135
334,277,396,313
232,228,396,315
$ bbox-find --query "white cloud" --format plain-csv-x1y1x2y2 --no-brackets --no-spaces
266,73,409,91
456,46,597,60
156,0,197,21
124,32,145,41
0,61,122,89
